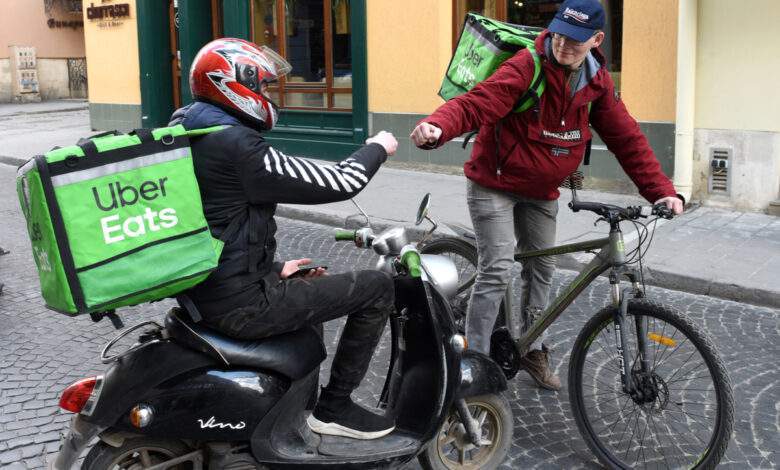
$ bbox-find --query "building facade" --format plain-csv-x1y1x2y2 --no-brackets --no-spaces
81,0,779,212
0,0,87,102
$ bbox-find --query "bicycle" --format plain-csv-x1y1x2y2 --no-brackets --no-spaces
419,172,735,469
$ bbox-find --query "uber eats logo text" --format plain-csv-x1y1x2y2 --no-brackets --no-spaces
92,178,178,244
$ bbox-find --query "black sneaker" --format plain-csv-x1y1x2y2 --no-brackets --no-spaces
307,397,395,440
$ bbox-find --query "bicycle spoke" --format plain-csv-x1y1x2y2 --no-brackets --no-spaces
633,415,650,468
651,317,668,371
580,388,623,400
663,349,704,385
621,406,643,462
592,395,633,436
647,410,673,470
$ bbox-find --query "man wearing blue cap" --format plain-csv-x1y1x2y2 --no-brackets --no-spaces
411,0,684,391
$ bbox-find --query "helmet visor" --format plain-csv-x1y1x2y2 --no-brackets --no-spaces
260,46,292,81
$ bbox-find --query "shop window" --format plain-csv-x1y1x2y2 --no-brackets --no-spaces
252,0,352,110
453,0,622,83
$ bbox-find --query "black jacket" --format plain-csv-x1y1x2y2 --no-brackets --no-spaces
170,102,387,318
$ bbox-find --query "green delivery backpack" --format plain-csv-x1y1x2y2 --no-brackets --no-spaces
16,125,225,316
439,13,546,113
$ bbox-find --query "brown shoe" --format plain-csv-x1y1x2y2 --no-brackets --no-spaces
518,344,561,391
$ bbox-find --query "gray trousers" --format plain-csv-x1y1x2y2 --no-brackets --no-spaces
465,180,558,354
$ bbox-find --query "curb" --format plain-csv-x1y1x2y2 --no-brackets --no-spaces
0,155,26,168
277,207,780,310
0,104,88,118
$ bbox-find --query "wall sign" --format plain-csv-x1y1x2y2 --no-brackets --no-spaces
48,18,84,29
87,1,131,28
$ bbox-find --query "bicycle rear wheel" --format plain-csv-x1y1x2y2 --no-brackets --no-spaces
568,299,734,470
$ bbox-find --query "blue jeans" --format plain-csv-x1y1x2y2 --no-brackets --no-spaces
465,180,558,354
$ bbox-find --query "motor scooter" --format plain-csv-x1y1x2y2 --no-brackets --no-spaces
51,195,512,470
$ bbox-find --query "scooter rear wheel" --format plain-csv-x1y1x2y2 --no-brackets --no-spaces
82,438,193,470
419,393,512,470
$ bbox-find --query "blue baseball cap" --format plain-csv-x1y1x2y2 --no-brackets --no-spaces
548,0,606,42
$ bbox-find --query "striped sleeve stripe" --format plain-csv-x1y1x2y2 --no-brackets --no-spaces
322,166,353,192
270,148,284,174
263,152,273,172
340,172,363,189
288,156,312,183
345,159,367,171
298,159,327,187
276,150,299,179
315,163,342,191
339,166,369,183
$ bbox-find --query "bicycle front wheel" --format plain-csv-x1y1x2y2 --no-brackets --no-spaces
568,299,734,470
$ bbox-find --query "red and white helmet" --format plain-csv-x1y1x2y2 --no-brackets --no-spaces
190,38,291,130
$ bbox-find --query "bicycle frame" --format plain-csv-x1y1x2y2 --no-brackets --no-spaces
510,225,641,349
506,221,655,396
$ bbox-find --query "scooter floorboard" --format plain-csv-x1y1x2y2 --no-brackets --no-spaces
316,430,420,459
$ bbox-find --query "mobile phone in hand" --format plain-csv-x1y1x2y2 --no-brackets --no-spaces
288,265,328,278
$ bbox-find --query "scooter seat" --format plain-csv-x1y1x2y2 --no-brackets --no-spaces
164,308,326,380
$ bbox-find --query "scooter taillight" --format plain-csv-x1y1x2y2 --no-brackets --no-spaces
59,377,98,413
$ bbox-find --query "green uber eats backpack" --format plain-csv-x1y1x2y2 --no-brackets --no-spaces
439,12,546,115
16,125,225,320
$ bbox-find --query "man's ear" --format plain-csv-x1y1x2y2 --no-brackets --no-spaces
592,31,606,48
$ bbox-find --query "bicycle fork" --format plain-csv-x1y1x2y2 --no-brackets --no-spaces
611,280,653,402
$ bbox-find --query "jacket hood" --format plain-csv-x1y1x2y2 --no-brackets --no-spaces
169,101,244,130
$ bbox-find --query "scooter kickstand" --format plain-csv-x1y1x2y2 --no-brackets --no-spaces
455,398,489,447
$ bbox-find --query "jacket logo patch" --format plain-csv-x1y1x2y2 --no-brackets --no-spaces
542,129,582,141
551,147,570,157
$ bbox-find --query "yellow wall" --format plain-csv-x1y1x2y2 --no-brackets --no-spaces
695,0,780,132
83,0,141,105
367,1,453,114
620,0,678,122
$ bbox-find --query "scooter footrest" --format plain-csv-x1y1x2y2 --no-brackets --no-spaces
317,431,419,458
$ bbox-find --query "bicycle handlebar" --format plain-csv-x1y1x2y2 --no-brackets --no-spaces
568,200,674,221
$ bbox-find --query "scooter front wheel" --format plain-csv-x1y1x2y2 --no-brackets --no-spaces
419,393,512,470
82,438,194,470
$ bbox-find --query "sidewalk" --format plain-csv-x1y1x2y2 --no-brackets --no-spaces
1,101,777,309
0,98,88,117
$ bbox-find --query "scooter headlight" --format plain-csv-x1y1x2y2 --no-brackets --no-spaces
451,334,468,353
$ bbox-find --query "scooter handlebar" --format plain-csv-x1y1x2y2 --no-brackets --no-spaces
400,245,422,278
334,228,357,241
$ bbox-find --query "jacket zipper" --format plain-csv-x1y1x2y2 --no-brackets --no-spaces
560,70,570,127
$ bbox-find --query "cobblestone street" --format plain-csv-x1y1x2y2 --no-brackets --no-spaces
0,163,777,469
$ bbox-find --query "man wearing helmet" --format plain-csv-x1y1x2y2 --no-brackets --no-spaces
171,38,398,440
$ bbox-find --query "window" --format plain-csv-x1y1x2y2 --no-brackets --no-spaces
453,0,622,81
251,0,352,110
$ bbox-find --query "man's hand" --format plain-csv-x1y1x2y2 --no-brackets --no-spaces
410,122,442,148
280,258,327,279
365,131,398,156
654,196,684,215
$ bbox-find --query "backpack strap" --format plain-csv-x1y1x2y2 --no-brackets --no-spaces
583,101,595,166
176,293,202,322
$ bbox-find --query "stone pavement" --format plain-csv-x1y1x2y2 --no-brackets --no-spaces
0,101,777,309
0,159,778,468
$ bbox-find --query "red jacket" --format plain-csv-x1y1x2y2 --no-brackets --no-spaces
423,31,676,202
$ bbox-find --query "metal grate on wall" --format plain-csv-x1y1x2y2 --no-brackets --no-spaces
708,148,731,194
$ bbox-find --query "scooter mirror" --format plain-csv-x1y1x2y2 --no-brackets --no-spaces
416,193,432,226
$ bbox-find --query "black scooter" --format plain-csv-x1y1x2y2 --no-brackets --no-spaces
51,195,512,470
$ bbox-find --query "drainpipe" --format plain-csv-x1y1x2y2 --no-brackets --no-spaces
673,0,697,201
